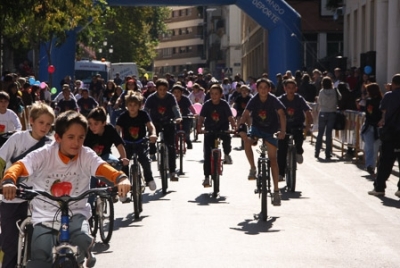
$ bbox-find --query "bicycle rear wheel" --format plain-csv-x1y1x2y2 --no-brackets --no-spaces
160,146,168,194
131,163,141,219
98,196,114,244
212,151,220,197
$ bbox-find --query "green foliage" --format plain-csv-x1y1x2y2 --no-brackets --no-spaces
87,6,169,69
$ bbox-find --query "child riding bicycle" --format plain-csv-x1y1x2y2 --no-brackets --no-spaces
238,78,286,206
197,84,236,187
1,111,131,268
0,102,54,268
277,78,313,181
116,91,158,193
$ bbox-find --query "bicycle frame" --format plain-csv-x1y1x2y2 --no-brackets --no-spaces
175,123,186,175
157,129,170,194
16,214,32,268
285,133,297,192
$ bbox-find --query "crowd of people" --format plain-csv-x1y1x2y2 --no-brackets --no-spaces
0,66,399,267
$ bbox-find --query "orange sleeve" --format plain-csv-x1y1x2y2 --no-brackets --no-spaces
94,163,127,185
2,161,29,185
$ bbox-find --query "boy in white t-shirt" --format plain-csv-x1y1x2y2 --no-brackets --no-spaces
0,91,22,134
0,102,54,268
1,111,131,268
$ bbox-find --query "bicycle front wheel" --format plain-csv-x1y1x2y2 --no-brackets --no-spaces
286,146,297,192
131,163,142,219
160,146,168,194
98,196,114,244
212,151,220,197
52,254,80,268
89,199,99,237
261,160,268,221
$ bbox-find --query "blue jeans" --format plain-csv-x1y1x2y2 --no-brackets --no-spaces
362,124,381,168
315,112,336,157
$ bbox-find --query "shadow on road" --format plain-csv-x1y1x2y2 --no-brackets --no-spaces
280,189,305,201
141,189,176,203
112,214,148,230
230,216,279,235
377,196,400,209
187,193,229,205
92,242,112,254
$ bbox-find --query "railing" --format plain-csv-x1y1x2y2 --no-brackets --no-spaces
307,102,366,161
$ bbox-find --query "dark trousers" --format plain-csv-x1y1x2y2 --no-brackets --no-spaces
181,118,193,146
0,202,28,268
122,144,154,183
150,123,176,172
203,133,231,176
373,141,400,192
278,128,304,177
316,112,336,157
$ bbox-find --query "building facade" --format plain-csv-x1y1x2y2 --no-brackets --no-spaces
343,0,400,86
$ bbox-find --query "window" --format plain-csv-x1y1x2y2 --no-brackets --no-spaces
163,48,172,58
188,46,193,52
180,47,186,53
188,27,193,34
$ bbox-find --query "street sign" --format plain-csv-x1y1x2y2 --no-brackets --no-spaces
224,68,232,75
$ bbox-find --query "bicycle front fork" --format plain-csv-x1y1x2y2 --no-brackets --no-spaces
211,149,222,175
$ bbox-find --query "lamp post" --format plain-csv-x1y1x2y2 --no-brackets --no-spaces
98,39,113,61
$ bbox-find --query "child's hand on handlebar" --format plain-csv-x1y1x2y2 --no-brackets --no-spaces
121,158,129,166
276,131,286,140
117,178,131,197
2,184,17,200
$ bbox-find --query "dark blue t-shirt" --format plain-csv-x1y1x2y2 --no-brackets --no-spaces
245,93,285,133
177,95,193,116
234,95,252,116
77,97,98,115
380,88,400,129
84,124,124,156
116,110,151,142
57,98,78,113
144,92,179,124
278,93,311,130
200,99,232,131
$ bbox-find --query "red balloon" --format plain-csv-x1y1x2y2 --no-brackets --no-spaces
48,65,55,74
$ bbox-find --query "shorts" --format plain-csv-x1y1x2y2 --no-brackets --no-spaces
248,126,278,147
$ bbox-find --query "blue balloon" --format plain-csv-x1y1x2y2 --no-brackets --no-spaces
29,78,35,85
364,65,372,75
34,81,41,86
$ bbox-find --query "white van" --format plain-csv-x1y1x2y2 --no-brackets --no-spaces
74,60,111,88
110,62,139,80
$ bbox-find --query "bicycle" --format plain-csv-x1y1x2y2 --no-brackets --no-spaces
3,184,117,268
285,133,297,192
175,115,195,175
254,141,272,221
89,159,121,244
124,138,149,219
202,130,233,197
16,206,32,268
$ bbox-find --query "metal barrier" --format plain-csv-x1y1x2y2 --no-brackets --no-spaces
307,102,365,160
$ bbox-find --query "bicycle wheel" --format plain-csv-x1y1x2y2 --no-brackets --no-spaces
261,160,268,221
89,198,98,237
212,151,220,197
131,163,141,219
98,196,114,244
288,146,297,192
160,146,168,194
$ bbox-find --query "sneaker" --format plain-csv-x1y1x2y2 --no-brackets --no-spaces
112,196,119,203
368,189,385,196
147,180,157,191
395,190,400,198
272,191,281,206
203,176,211,188
224,154,232,164
248,168,257,180
296,154,303,164
170,172,179,181
150,154,157,162
366,166,375,175
86,253,96,268
279,175,285,182
120,196,131,203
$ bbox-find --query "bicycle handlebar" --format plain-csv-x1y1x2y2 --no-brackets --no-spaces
124,137,150,146
200,130,236,135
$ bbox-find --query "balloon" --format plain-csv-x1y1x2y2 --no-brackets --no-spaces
40,82,47,89
197,67,203,74
34,81,40,86
29,78,35,85
51,87,58,94
364,65,372,75
187,81,193,88
48,65,55,74
192,103,202,114
231,107,237,117
144,73,149,79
